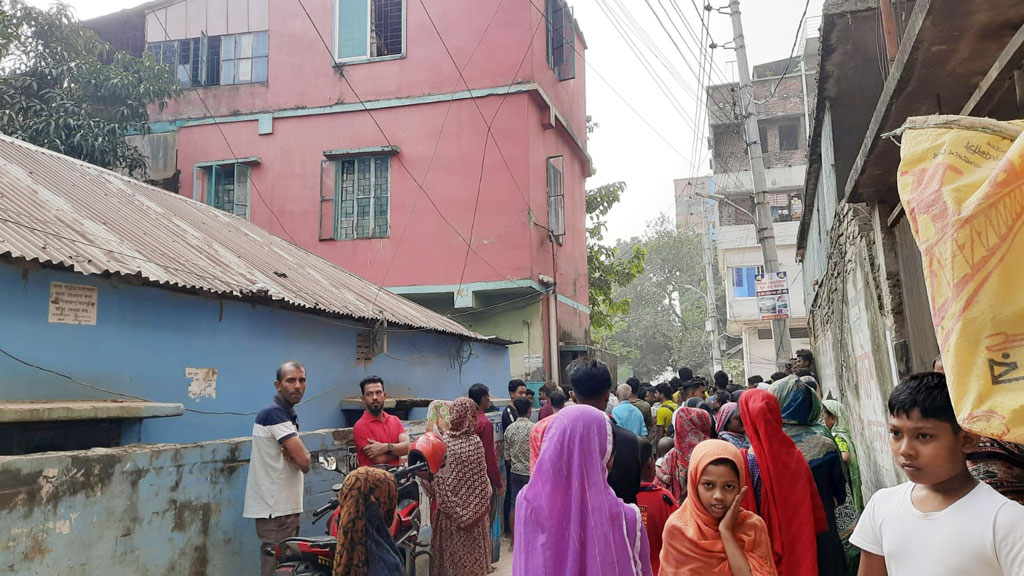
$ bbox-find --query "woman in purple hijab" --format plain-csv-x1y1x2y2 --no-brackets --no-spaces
513,404,653,576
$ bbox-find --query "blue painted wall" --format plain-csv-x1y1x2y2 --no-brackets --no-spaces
0,262,510,444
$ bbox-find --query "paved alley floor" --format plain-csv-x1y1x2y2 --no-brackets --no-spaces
492,536,514,575
415,535,514,575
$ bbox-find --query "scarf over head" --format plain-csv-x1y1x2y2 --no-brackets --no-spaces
714,402,750,450
771,376,840,467
435,397,492,527
739,389,827,576
425,399,452,435
513,404,652,576
333,467,403,576
822,398,863,510
660,407,715,501
659,440,778,576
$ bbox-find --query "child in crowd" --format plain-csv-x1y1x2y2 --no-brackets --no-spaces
637,439,678,575
503,397,534,552
851,372,1024,575
660,439,777,575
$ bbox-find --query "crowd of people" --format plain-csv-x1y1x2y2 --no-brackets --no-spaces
246,352,1024,576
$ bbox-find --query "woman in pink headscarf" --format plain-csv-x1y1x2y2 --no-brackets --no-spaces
659,406,715,502
513,404,653,576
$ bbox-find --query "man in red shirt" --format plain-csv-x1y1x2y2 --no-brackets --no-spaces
468,382,504,544
352,376,410,468
636,438,678,575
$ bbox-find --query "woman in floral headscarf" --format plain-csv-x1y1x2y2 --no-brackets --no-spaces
659,406,715,501
333,467,403,576
433,397,493,576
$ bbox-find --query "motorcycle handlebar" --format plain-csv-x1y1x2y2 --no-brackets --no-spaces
312,498,338,523
392,461,428,482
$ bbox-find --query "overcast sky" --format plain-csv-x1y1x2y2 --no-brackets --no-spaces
32,0,824,244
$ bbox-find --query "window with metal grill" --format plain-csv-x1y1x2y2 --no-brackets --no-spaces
319,156,391,240
546,0,576,81
195,163,251,220
335,0,405,62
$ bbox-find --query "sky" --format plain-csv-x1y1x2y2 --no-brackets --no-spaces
31,0,824,244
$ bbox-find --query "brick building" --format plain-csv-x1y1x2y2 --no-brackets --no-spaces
678,33,818,379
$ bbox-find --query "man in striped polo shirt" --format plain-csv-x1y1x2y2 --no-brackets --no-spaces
243,361,311,576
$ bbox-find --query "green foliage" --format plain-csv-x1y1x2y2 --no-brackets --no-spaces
587,180,646,333
0,0,178,177
594,216,725,381
723,359,745,387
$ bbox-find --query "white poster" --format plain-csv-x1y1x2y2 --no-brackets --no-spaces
48,282,98,325
755,271,790,320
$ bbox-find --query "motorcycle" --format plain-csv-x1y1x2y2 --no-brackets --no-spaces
272,432,447,576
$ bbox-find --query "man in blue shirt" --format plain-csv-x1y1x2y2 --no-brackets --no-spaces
243,361,311,576
612,383,648,437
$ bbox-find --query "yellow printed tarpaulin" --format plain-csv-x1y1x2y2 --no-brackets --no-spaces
896,115,1024,443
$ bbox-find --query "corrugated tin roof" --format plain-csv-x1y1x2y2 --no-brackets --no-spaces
0,135,494,342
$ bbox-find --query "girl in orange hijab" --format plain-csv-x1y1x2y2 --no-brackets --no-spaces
660,439,777,576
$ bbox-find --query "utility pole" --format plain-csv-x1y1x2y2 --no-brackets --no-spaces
728,0,793,371
700,191,723,372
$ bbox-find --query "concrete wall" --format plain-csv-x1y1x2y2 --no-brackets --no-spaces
454,298,546,381
0,427,405,575
718,222,807,324
740,324,811,380
0,261,510,445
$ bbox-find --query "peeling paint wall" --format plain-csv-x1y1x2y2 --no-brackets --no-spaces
0,427,399,575
0,261,510,445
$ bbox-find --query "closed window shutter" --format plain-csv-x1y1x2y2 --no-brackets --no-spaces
558,7,576,81
233,164,250,220
337,0,370,60
319,159,336,240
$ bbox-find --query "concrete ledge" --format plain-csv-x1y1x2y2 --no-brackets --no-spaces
0,400,185,423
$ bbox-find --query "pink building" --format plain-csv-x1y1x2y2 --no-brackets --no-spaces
89,0,592,384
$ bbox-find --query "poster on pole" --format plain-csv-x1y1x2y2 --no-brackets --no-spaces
756,271,790,320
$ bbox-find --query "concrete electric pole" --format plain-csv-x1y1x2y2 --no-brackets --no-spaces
728,0,793,371
700,197,724,372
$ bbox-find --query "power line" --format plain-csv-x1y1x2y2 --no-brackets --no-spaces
292,0,543,299
0,345,259,416
413,0,545,297
368,0,537,310
148,11,297,244
754,0,813,104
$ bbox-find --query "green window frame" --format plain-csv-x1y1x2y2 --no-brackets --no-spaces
334,0,406,62
320,155,390,240
194,163,252,220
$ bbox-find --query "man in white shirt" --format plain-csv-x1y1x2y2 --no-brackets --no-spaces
243,361,311,576
851,372,1024,576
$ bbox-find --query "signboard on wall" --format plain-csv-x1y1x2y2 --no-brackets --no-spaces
48,282,98,325
523,353,543,371
755,271,790,320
